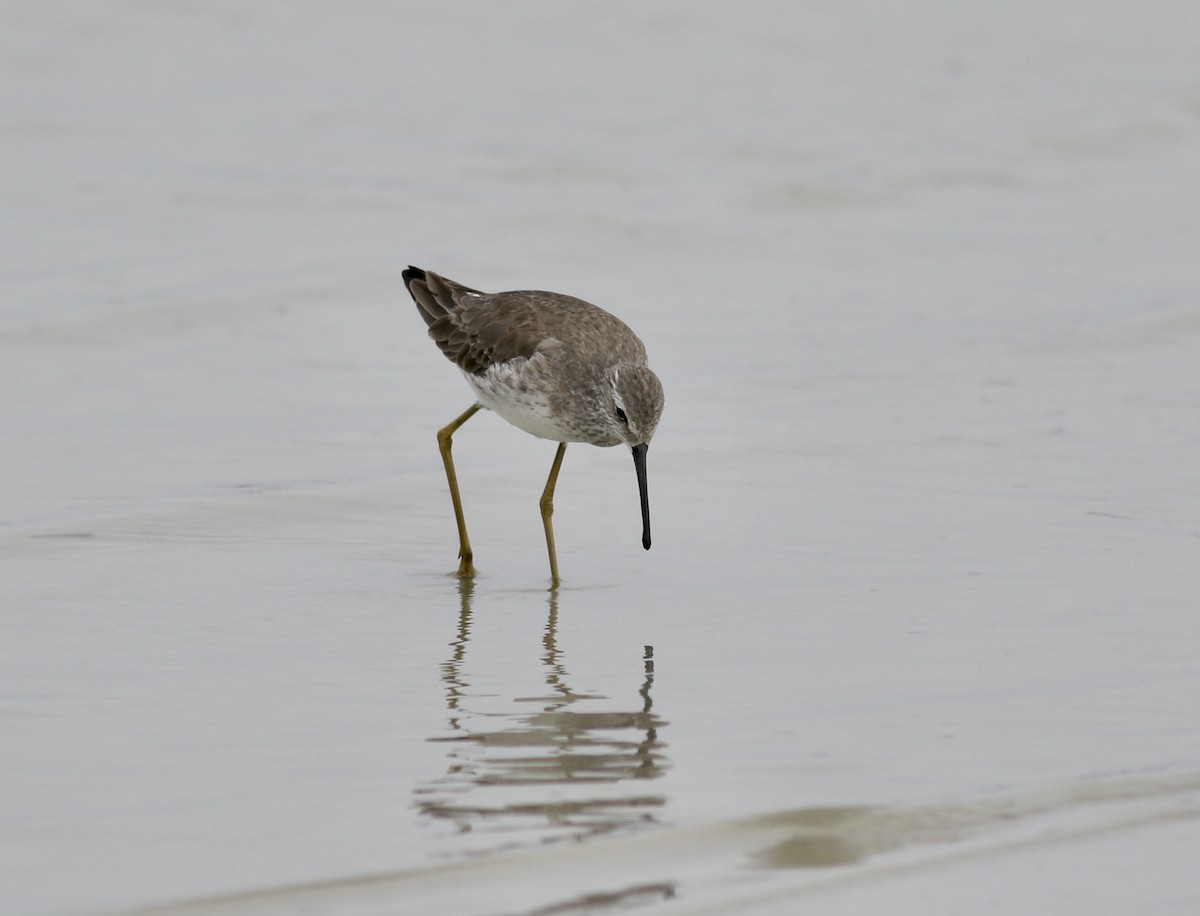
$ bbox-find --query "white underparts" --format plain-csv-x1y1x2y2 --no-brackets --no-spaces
464,366,573,442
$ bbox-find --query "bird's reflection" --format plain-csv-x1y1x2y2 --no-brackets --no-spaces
414,579,669,855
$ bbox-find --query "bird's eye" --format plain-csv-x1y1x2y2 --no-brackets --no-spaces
615,406,628,424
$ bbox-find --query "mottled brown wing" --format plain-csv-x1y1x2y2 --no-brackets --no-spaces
403,267,554,376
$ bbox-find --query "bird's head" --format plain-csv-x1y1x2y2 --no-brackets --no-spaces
604,363,664,449
604,363,663,551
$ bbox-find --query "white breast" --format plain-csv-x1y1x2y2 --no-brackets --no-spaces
463,366,575,442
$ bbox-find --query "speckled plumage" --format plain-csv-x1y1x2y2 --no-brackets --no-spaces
403,266,664,584
406,268,661,446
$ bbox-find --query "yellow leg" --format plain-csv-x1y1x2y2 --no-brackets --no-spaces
437,404,482,578
539,442,568,588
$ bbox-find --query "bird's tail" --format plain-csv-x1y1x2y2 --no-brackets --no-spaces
403,266,481,328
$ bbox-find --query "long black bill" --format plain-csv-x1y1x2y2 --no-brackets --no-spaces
631,442,651,550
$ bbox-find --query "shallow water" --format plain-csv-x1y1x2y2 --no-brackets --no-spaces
4,2,1200,914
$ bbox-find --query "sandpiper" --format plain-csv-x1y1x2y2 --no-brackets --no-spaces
403,267,664,586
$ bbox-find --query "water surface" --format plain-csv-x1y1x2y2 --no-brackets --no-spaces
3,2,1200,913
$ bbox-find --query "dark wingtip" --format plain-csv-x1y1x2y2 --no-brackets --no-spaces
402,265,427,288
642,532,651,550
403,266,442,328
